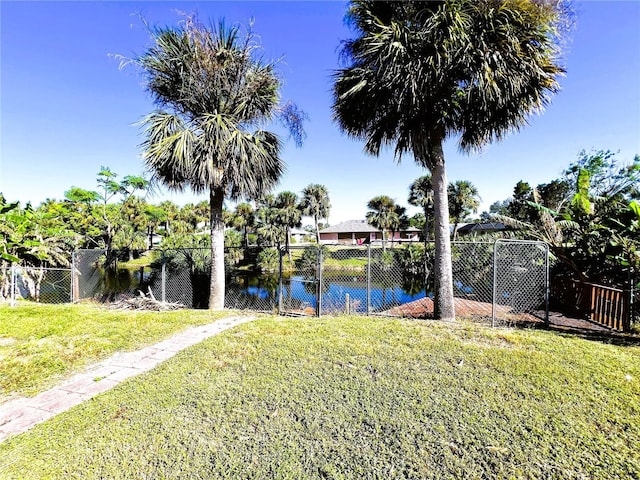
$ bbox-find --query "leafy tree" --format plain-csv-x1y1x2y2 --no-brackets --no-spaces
480,199,510,222
448,180,480,239
333,0,568,320
565,150,640,200
142,204,167,249
390,204,409,246
65,168,148,258
537,179,570,212
134,15,303,310
498,151,639,287
158,200,179,235
300,184,331,244
507,181,535,223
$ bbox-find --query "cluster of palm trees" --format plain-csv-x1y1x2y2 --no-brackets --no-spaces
126,1,569,314
228,184,331,251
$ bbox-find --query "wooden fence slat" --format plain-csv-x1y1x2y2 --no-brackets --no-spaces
551,278,630,332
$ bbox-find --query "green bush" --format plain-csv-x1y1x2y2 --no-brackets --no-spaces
256,247,279,273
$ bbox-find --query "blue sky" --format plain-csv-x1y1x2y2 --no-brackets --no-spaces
1,1,639,225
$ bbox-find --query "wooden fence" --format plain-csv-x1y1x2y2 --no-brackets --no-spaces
550,277,631,332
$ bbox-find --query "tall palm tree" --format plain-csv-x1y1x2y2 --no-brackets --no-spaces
366,195,399,251
408,175,434,244
135,16,302,310
299,184,331,244
333,0,567,320
274,191,302,259
448,180,481,239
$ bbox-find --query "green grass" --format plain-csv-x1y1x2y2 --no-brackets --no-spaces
1,316,638,479
323,257,367,270
0,303,231,400
117,255,154,268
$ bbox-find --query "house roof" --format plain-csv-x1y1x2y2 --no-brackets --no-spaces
457,222,507,233
320,220,379,234
320,220,420,234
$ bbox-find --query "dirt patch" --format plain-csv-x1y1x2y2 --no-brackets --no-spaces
384,297,535,319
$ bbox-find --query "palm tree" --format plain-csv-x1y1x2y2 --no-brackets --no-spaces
389,204,409,247
408,175,434,244
274,191,302,260
232,202,255,248
333,0,567,320
448,180,481,239
134,16,302,310
299,184,331,244
254,195,286,248
366,195,399,251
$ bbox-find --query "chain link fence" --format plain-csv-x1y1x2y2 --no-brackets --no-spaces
4,242,549,327
71,247,278,312
279,241,548,327
0,264,72,305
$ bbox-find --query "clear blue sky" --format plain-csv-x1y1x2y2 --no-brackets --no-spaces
1,1,639,225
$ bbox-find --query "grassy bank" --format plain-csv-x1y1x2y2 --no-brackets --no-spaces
1,316,638,479
0,303,231,400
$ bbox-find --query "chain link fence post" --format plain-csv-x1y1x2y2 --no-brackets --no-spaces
367,244,371,315
161,250,166,304
278,247,284,314
10,263,16,308
71,251,76,303
317,246,323,317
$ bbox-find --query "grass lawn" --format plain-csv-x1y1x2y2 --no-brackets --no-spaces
1,315,638,479
0,303,232,400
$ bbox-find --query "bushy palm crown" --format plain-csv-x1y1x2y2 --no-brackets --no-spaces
366,195,400,233
299,184,330,223
138,17,284,199
274,191,302,230
448,180,480,224
408,175,434,211
333,0,566,165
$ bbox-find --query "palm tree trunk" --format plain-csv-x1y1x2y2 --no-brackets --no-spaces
430,140,455,321
314,215,320,244
423,207,429,244
209,187,225,310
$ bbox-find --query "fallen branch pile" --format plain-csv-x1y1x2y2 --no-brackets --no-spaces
109,288,185,311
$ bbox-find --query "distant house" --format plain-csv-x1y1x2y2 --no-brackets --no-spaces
319,220,420,245
290,227,310,244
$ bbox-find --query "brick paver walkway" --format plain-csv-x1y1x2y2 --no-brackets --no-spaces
0,315,255,443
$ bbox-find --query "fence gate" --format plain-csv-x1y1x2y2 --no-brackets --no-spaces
492,240,549,327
